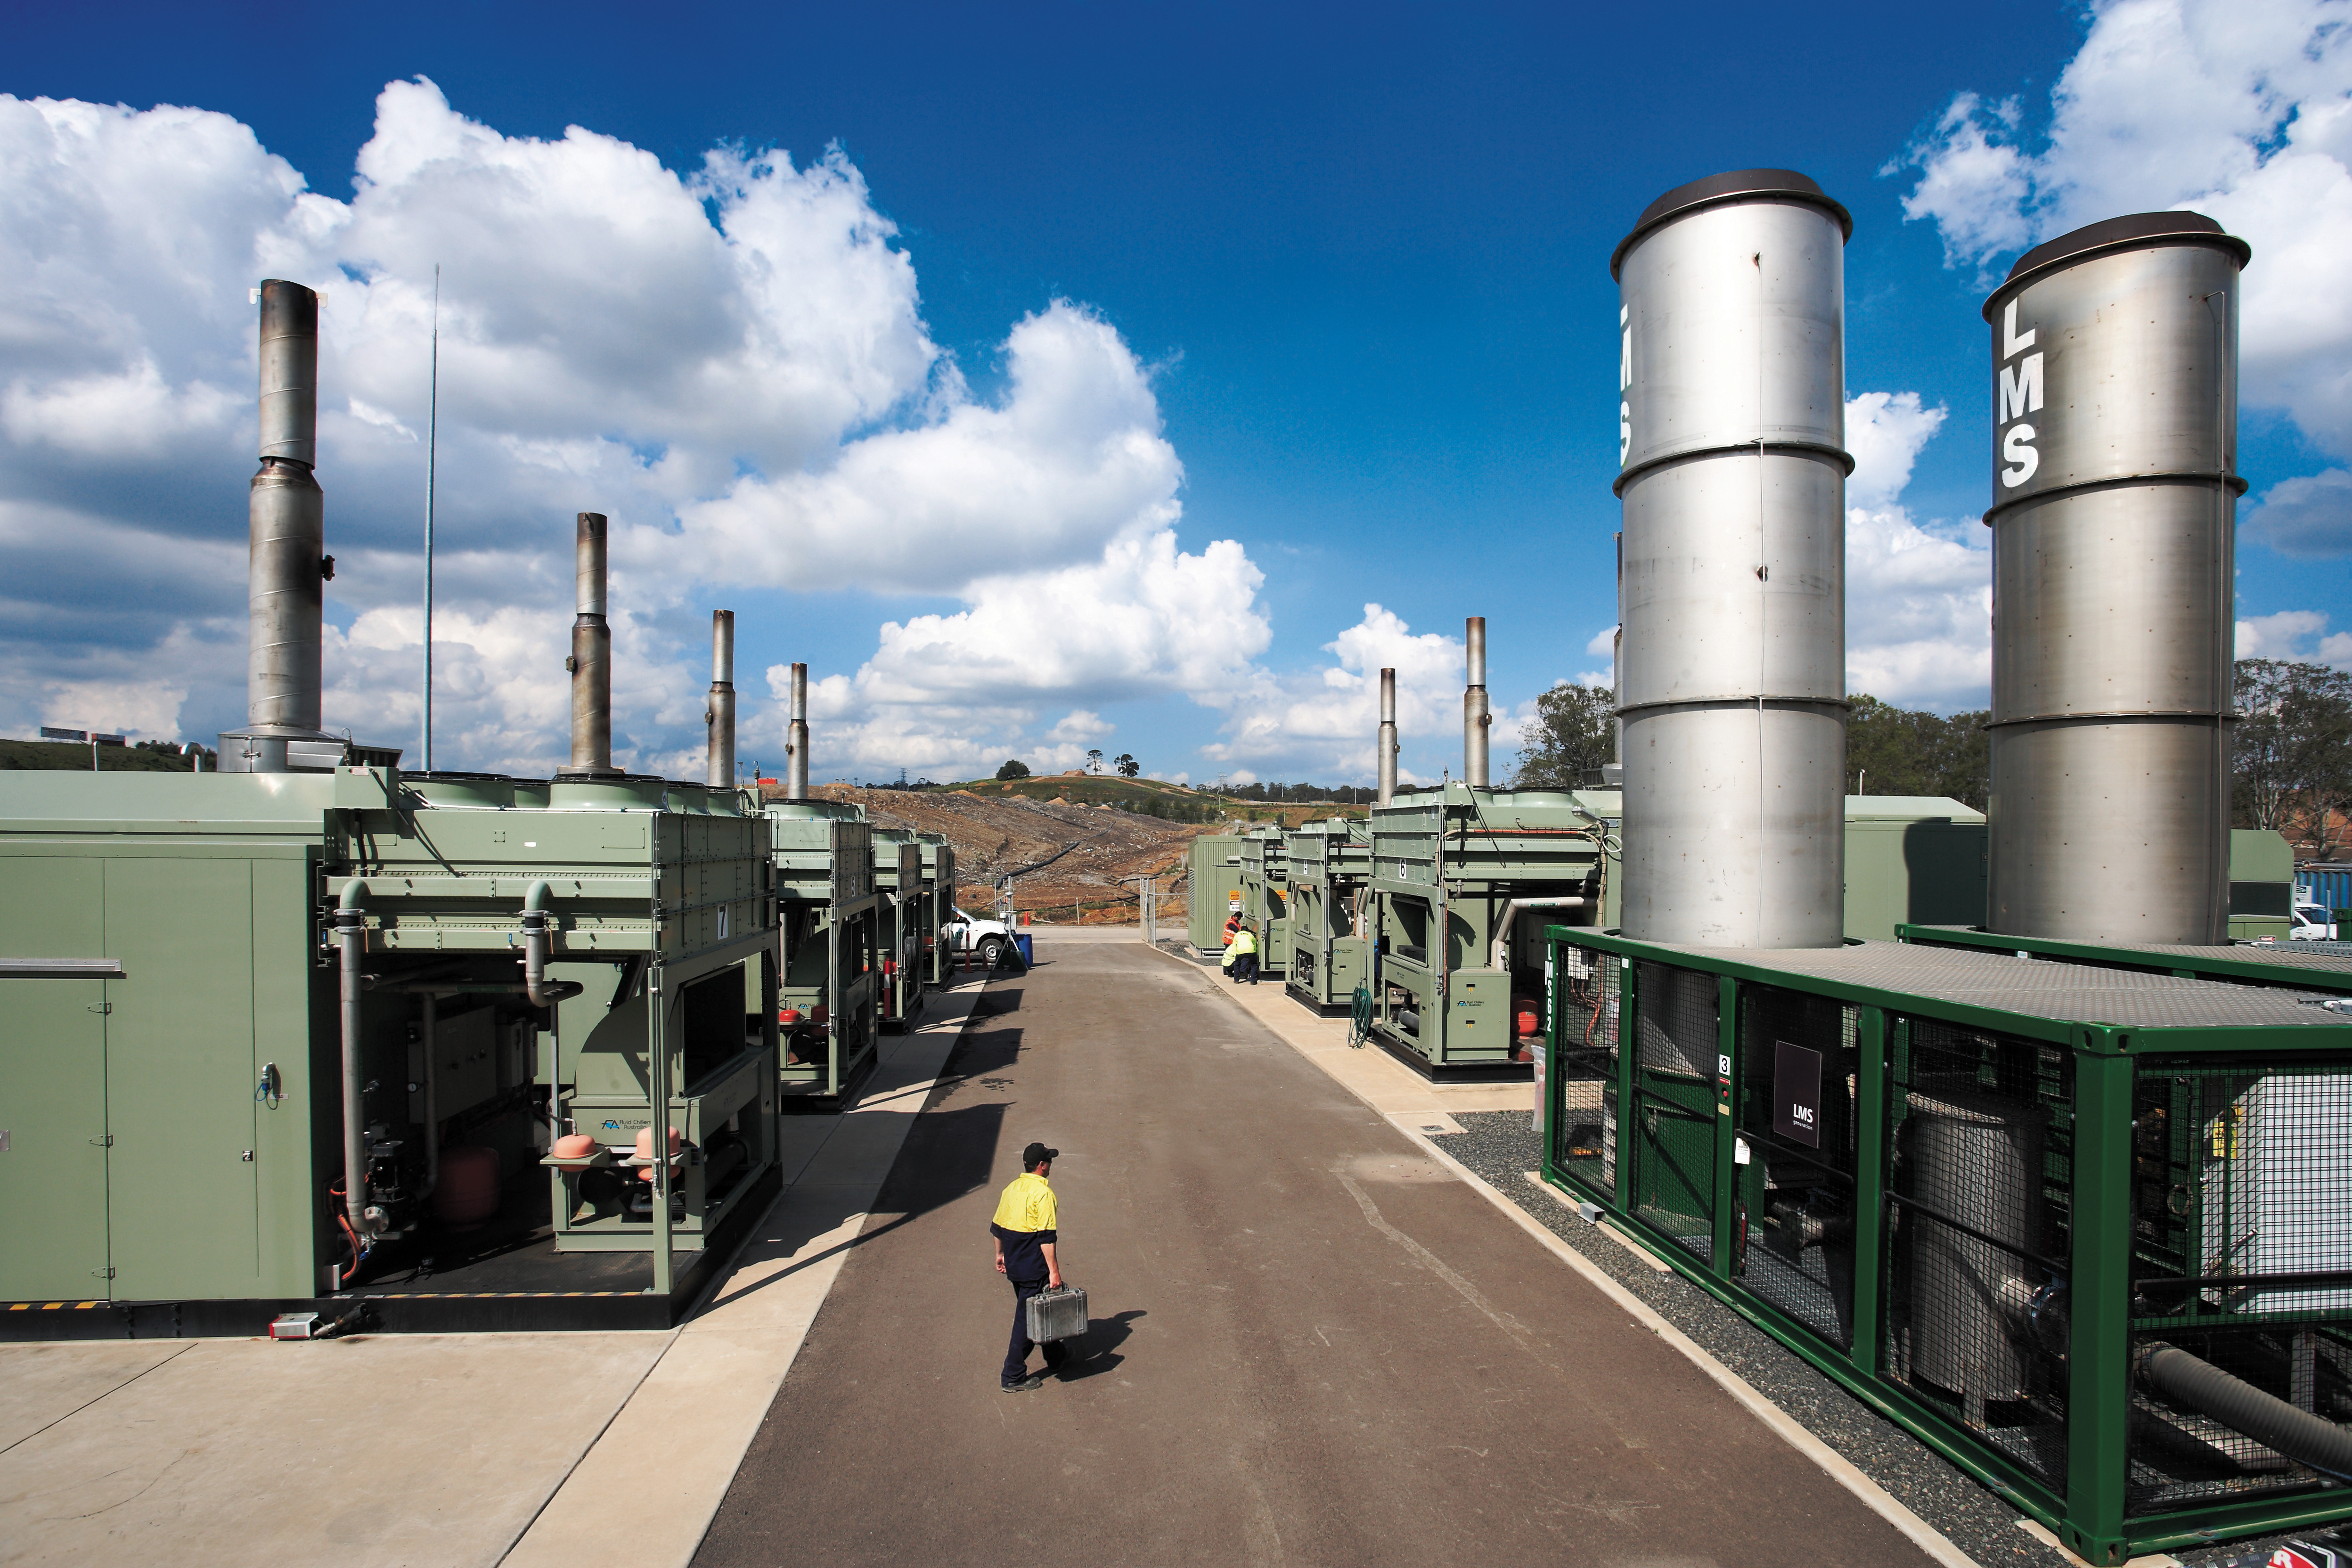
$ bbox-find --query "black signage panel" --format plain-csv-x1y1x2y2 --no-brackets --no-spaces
1773,1039,1822,1148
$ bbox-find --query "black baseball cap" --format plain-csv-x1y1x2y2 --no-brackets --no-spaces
1022,1142,1059,1167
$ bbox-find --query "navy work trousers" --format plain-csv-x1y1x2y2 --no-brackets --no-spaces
1003,1275,1069,1385
1231,951,1258,984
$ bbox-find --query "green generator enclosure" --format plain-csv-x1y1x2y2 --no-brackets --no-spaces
1237,826,1292,980
767,801,882,1098
1844,796,1988,942
1284,818,1372,1012
1898,925,2352,1000
917,833,956,986
0,768,780,1333
1368,784,1615,1071
872,830,926,1030
1542,926,2352,1566
1187,834,1244,952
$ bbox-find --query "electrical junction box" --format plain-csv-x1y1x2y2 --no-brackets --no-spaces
1447,967,1506,1042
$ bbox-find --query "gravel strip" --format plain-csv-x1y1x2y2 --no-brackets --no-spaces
1431,1110,2348,1568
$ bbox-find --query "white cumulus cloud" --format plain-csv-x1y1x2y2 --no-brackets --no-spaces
2238,608,2352,667
2246,467,2352,556
1892,0,2352,464
1841,392,1993,708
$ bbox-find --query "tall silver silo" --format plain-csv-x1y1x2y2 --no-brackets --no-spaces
1614,170,1852,947
1982,214,2249,944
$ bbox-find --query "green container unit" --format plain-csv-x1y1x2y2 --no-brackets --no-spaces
0,768,780,1333
872,830,926,1031
1237,827,1292,980
767,801,881,1098
1844,797,1988,942
1284,819,1372,1012
2230,830,2297,943
1187,833,1245,953
340,775,778,1282
1,771,343,1316
917,833,956,986
1541,927,2352,1566
1368,784,1614,1070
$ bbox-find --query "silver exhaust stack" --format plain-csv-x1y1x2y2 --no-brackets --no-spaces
1463,617,1490,788
705,610,735,788
1377,667,1398,807
220,280,340,773
785,662,809,800
1982,213,2248,944
556,513,619,778
1614,170,1852,948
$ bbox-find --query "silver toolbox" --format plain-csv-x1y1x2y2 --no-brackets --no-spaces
1025,1284,1087,1343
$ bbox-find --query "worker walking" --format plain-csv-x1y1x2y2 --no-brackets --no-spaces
989,1141,1066,1392
1225,922,1259,985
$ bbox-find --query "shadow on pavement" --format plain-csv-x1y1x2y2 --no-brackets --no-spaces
1056,1308,1144,1382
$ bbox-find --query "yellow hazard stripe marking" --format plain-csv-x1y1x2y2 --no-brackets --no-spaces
8,1301,106,1311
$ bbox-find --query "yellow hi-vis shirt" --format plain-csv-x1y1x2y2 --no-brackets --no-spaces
991,1171,1058,1234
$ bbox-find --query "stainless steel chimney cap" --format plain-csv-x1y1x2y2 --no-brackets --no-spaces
1984,211,2250,319
1611,168,1852,280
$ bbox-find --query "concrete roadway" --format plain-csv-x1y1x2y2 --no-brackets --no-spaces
695,940,1934,1568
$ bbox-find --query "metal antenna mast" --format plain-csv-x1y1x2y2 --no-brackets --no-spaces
421,264,440,772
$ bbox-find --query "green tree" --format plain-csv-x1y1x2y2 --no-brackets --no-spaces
995,759,1031,781
1844,695,1991,808
1086,748,1104,774
1511,681,1615,789
2235,659,2352,857
1113,753,1139,777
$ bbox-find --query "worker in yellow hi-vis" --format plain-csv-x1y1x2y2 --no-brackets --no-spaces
1223,922,1259,985
989,1141,1065,1392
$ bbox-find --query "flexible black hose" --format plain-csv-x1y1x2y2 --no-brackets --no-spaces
2139,1341,2352,1481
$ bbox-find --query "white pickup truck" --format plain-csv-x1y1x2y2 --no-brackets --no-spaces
940,906,1016,968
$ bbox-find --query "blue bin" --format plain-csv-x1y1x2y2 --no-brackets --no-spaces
1013,932,1034,966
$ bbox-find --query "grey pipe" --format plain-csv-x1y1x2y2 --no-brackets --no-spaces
520,880,555,1006
1487,895,1590,970
1463,617,1490,788
2140,1341,2352,1481
557,514,618,777
1377,668,1398,808
706,609,736,789
247,280,327,756
335,880,371,1243
786,662,810,800
417,993,439,1201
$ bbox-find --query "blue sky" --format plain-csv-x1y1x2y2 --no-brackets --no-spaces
3,0,2347,785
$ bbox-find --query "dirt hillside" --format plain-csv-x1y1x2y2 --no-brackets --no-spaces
775,784,1225,924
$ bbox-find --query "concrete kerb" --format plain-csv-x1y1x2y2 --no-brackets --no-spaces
1137,939,1983,1568
499,972,990,1568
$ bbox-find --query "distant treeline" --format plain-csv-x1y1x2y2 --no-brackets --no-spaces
1220,781,1377,805
1,737,217,773
1846,697,1990,809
